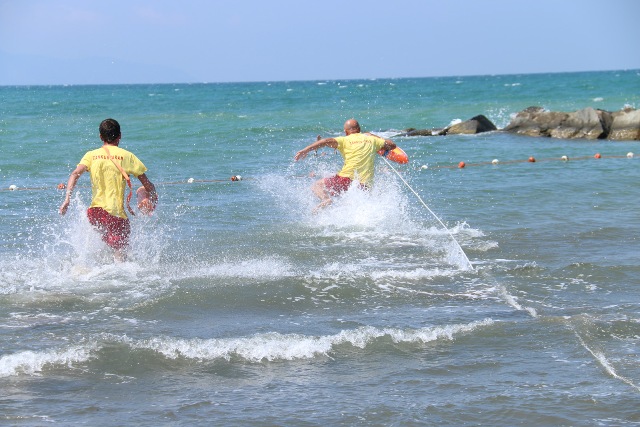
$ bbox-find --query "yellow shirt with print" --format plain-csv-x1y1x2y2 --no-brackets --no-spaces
334,133,386,186
80,146,148,219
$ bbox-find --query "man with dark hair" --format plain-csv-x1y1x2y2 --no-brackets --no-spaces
59,118,157,261
294,119,396,211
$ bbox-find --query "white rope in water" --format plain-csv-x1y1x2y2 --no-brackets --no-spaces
573,328,640,393
382,157,474,271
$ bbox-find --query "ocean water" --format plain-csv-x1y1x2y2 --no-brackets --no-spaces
1,70,640,426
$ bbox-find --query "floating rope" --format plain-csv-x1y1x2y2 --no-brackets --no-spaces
421,152,635,170
2,152,635,192
1,176,251,192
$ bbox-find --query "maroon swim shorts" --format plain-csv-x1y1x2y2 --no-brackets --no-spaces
87,207,131,250
323,175,352,196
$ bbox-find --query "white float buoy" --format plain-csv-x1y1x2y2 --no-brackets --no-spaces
561,155,569,161
627,152,634,158
9,185,17,191
492,159,499,165
187,178,195,183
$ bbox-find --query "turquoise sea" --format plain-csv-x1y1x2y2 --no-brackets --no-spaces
1,70,640,426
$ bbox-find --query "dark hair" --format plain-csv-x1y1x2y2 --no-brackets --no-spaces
99,118,121,143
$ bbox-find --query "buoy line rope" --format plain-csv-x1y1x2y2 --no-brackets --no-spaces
1,176,250,192
2,151,635,192
426,152,636,170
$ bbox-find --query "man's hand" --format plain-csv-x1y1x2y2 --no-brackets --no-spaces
59,199,70,216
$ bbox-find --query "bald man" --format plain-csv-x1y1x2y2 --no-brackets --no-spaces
294,119,396,211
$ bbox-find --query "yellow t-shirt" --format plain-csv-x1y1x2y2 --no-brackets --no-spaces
334,133,386,185
80,145,148,219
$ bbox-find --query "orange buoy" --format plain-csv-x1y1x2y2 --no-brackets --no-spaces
528,156,536,163
378,147,409,164
594,153,601,159
458,161,466,168
57,183,66,190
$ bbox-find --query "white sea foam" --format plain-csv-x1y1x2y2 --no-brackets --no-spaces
304,259,461,284
181,256,295,280
0,319,495,377
126,319,494,362
470,240,499,252
371,266,459,281
0,343,98,377
0,254,163,297
2,312,71,329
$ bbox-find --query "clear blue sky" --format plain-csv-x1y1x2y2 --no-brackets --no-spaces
1,0,639,85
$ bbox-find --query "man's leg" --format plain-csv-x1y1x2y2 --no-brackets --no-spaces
311,179,332,212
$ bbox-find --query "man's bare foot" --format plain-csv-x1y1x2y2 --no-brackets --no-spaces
114,249,127,262
312,199,332,214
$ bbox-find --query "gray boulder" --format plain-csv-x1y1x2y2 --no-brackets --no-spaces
402,128,437,137
503,107,574,137
549,107,607,140
608,108,640,140
440,115,498,135
395,107,639,141
503,106,639,140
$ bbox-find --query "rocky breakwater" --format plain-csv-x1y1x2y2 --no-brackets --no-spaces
399,115,497,137
397,107,640,141
503,106,640,141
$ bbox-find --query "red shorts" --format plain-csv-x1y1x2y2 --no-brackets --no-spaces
324,175,352,196
87,207,131,250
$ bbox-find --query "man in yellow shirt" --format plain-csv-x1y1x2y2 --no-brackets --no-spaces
59,118,157,261
294,119,396,211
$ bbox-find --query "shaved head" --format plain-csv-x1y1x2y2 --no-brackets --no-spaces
343,119,361,135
